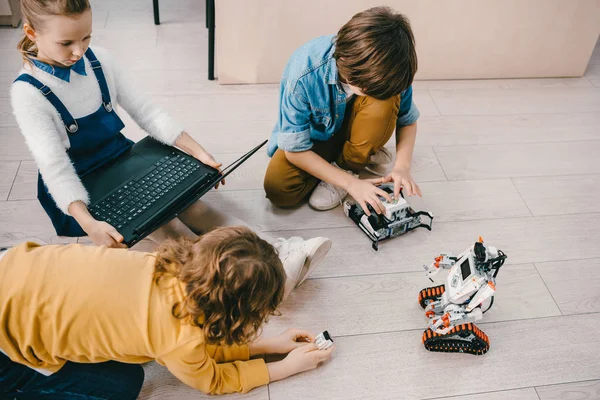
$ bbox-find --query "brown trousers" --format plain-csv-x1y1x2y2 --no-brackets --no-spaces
264,94,400,207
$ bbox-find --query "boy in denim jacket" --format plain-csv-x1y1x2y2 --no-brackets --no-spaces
264,7,422,214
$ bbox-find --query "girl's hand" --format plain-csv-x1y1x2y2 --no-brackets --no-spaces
346,177,393,216
85,220,128,248
267,328,315,354
375,167,422,200
192,148,226,189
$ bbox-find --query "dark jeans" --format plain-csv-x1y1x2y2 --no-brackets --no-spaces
0,352,144,400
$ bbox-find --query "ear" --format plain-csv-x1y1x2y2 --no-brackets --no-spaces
23,23,37,42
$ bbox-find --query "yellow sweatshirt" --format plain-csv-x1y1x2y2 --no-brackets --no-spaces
0,242,269,394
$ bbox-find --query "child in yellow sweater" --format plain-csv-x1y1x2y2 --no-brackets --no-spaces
0,227,334,398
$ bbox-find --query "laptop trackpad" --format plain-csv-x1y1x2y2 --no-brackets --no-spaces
82,154,150,203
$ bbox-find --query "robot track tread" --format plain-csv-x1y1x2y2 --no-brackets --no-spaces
422,323,490,355
418,284,445,309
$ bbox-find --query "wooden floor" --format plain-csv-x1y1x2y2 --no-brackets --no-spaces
1,1,600,399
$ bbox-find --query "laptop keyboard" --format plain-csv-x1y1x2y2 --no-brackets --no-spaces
89,152,205,230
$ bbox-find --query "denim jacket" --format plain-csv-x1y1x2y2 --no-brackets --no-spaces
267,35,420,157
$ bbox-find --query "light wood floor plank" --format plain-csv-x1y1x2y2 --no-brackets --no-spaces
92,27,158,49
278,213,600,279
415,113,600,147
108,45,209,72
409,179,531,222
0,128,34,160
156,24,209,48
0,200,76,246
427,388,539,400
268,314,600,400
512,174,600,216
132,70,276,95
0,71,18,98
106,6,205,29
429,88,600,116
414,77,593,90
535,259,600,315
0,161,19,200
536,380,600,400
203,191,353,232
434,141,600,180
8,160,36,201
0,26,19,50
263,264,560,338
0,99,17,127
0,48,22,73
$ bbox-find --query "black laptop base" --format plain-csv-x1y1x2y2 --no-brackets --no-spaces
82,137,266,247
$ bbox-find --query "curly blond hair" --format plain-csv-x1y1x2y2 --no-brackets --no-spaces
154,226,285,345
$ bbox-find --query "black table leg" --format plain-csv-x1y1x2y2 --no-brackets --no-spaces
153,0,160,25
207,0,215,80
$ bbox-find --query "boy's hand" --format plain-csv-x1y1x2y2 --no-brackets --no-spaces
378,167,422,199
346,177,393,216
192,148,226,189
85,220,128,249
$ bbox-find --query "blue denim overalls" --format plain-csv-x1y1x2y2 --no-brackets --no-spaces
14,48,134,236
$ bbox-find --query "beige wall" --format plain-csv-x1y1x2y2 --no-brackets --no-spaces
0,0,20,27
0,0,12,15
216,0,600,84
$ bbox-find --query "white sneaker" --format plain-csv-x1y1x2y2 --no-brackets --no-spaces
365,147,393,176
309,163,357,211
273,236,332,298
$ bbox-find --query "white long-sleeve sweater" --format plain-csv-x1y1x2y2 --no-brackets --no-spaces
10,46,184,216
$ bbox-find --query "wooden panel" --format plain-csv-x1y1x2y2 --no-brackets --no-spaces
429,88,600,115
0,160,18,200
413,78,593,90
434,142,600,180
512,174,600,216
268,314,600,400
8,160,36,201
0,200,77,246
431,388,539,400
535,259,600,315
409,179,531,222
415,113,600,147
0,128,31,160
536,380,600,400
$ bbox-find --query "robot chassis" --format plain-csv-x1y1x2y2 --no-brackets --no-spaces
418,238,507,355
343,183,434,251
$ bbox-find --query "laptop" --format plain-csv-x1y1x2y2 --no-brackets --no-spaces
82,137,266,247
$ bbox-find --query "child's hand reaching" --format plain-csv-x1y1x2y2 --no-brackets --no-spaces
267,328,315,354
249,328,314,356
346,177,393,216
267,343,335,382
378,166,422,199
86,220,128,249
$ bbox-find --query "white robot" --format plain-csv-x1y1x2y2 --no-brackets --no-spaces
418,238,507,355
343,183,433,251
